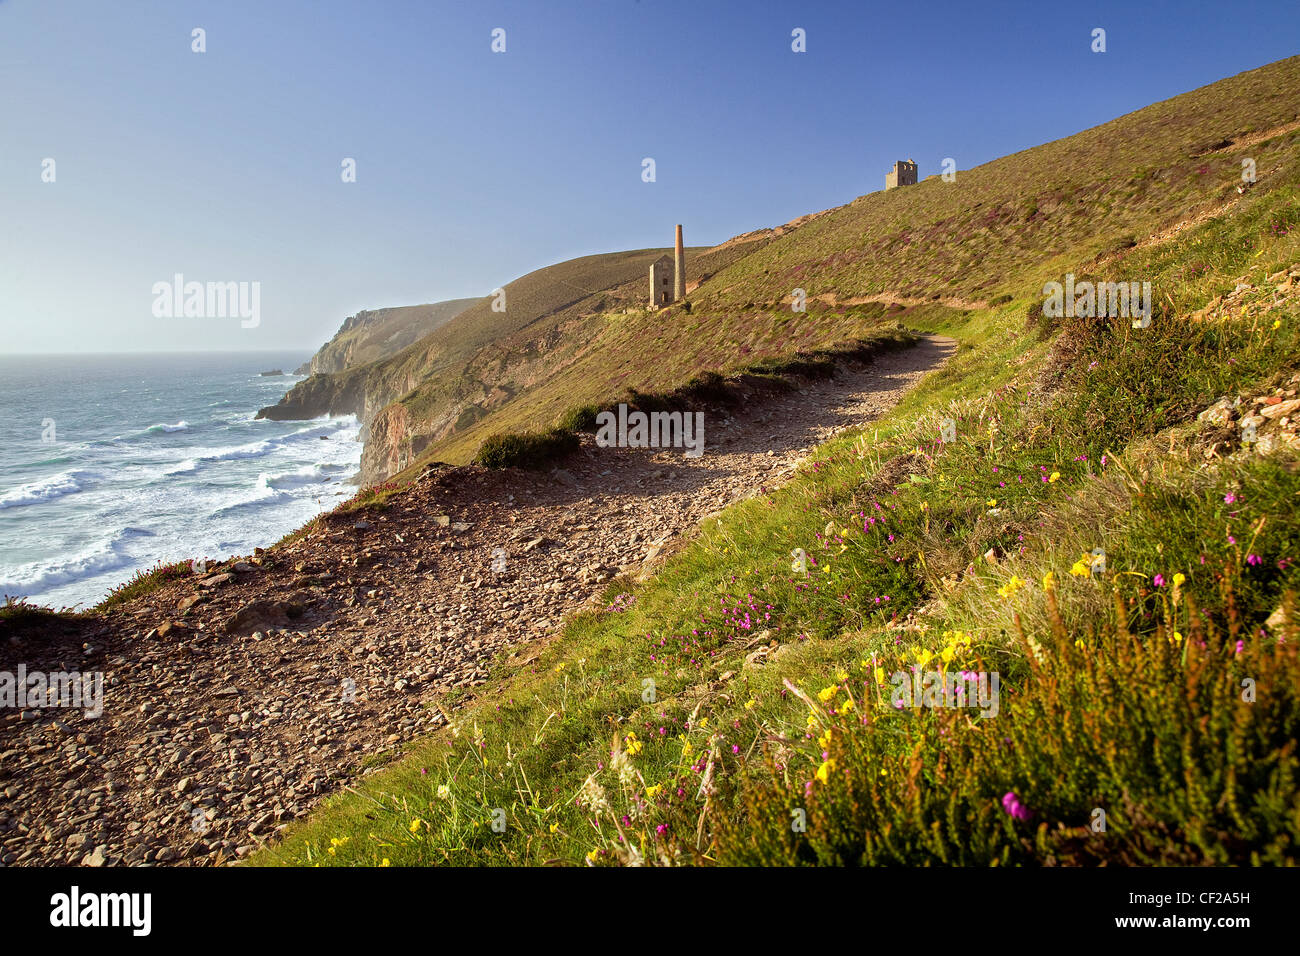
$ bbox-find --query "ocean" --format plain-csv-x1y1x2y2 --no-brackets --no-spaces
0,352,361,610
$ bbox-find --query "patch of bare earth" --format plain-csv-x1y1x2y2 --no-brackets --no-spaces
0,336,954,867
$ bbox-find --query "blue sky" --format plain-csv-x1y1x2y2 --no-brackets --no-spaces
1,0,1296,353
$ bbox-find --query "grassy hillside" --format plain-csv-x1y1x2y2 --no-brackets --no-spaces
390,56,1300,473
696,56,1300,310
254,58,1300,867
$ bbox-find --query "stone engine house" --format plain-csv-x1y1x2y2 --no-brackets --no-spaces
649,254,674,306
885,158,918,190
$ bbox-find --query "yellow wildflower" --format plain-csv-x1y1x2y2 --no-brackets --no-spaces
997,575,1026,599
818,685,840,703
815,759,837,784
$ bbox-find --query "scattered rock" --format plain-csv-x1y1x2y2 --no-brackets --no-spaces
226,600,294,636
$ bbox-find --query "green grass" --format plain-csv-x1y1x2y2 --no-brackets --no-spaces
468,325,919,471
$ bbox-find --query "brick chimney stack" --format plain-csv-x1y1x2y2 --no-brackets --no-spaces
674,224,685,301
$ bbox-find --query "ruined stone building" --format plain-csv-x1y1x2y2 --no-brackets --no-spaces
885,159,918,190
649,254,674,306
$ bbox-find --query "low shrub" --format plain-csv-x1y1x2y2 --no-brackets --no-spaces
475,427,579,469
555,404,601,433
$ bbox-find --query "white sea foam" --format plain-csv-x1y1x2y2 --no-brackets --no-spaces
264,462,349,489
0,469,95,510
146,420,190,433
0,527,154,599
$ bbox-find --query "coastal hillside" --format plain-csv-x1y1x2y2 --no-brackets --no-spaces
294,300,479,377
383,56,1300,477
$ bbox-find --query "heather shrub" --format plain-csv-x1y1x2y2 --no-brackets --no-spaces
716,580,1300,866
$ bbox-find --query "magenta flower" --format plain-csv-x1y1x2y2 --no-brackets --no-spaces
1224,493,1237,504
1235,640,1245,656
1001,791,1033,821
1247,554,1261,566
1153,574,1166,587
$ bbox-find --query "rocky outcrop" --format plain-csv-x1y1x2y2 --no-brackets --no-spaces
256,367,370,422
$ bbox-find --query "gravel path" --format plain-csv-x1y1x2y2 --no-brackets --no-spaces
0,335,954,866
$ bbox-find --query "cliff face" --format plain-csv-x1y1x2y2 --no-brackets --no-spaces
292,300,478,376
255,367,371,421
259,299,479,423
